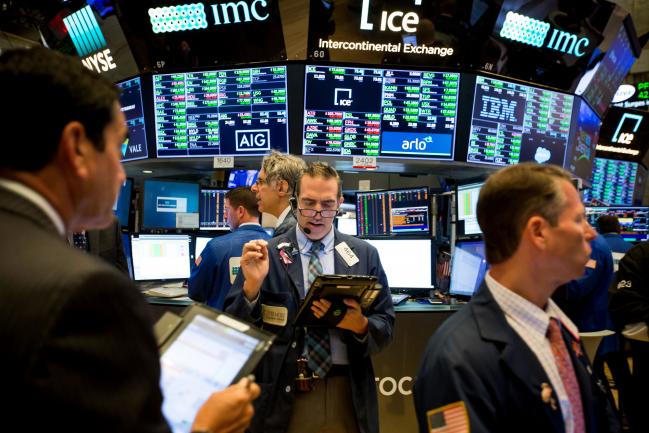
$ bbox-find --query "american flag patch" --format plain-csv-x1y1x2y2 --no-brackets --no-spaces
426,401,470,433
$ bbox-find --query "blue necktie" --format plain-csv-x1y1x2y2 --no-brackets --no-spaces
305,241,332,377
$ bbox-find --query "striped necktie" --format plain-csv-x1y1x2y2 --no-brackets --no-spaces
305,241,332,378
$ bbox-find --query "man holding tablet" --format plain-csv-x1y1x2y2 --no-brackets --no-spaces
0,48,259,433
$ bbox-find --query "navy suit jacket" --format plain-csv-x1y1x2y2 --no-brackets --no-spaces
413,282,619,433
224,228,395,433
273,209,296,237
0,187,170,432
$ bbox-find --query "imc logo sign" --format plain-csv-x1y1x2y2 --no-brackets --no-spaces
149,1,269,34
63,6,117,73
236,129,271,151
499,11,590,57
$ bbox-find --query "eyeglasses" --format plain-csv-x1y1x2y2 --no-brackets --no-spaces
254,177,268,186
297,208,338,218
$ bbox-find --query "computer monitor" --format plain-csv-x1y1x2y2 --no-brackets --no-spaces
195,236,214,258
227,170,259,188
456,181,484,238
116,77,149,161
356,187,431,238
336,217,357,236
113,178,132,228
153,66,289,157
449,241,488,298
584,158,639,205
467,75,575,167
142,180,200,230
365,239,433,290
586,206,649,243
199,188,229,231
121,232,133,279
131,234,192,281
302,64,459,160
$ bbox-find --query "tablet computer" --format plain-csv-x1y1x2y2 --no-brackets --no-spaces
294,274,382,327
156,305,274,433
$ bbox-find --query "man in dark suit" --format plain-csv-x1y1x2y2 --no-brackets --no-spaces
225,162,395,433
72,217,129,275
251,151,306,237
0,48,258,433
413,163,619,433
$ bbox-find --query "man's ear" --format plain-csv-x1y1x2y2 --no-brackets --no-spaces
58,121,92,179
526,215,548,250
277,179,290,197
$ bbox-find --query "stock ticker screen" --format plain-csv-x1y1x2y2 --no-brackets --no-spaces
153,66,288,157
467,76,574,166
586,206,649,242
584,158,638,205
117,77,149,161
356,187,430,237
199,189,229,231
303,65,459,159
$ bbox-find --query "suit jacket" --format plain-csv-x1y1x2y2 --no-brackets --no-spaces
0,187,170,433
413,281,619,433
273,209,296,237
87,217,129,275
224,228,395,433
188,224,271,309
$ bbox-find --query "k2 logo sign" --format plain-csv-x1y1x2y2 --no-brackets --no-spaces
236,129,271,151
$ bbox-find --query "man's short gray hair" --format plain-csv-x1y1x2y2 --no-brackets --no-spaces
261,151,307,194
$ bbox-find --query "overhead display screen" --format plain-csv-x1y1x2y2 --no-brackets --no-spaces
117,77,149,161
584,158,638,206
153,66,288,157
596,107,649,163
467,76,574,167
356,187,430,237
302,65,459,159
563,99,601,181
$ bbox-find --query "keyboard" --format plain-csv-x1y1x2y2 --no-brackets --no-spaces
143,286,188,298
391,293,410,305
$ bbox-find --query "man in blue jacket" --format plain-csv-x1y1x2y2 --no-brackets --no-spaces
225,162,394,433
413,163,619,433
189,187,271,309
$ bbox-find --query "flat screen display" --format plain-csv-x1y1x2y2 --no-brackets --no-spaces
336,217,357,236
113,178,132,228
131,234,192,281
227,170,259,188
563,99,601,180
143,180,199,229
200,189,228,231
154,66,288,157
456,181,484,237
356,187,430,237
596,107,649,163
449,241,488,297
586,206,649,243
467,75,575,167
303,65,459,159
366,239,433,289
117,77,149,161
584,158,638,206
195,236,214,258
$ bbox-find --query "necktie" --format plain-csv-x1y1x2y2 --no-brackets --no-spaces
72,231,88,251
305,241,332,378
547,318,585,433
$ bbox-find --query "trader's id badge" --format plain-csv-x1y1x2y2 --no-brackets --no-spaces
262,304,288,327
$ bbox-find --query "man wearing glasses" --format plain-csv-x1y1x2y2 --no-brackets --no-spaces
225,162,395,433
252,151,306,237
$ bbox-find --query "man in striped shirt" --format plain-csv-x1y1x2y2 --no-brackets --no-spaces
413,163,619,433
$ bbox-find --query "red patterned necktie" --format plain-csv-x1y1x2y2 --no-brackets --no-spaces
547,318,585,433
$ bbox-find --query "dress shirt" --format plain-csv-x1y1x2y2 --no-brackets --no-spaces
0,178,65,236
485,272,581,433
296,226,349,365
275,206,291,228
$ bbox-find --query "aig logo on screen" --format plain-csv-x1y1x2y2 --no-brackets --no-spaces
236,129,271,151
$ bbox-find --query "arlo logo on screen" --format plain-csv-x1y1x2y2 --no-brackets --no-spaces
63,6,117,74
360,0,421,33
381,132,452,156
236,129,271,151
334,88,353,106
149,1,269,34
499,11,590,57
157,197,188,213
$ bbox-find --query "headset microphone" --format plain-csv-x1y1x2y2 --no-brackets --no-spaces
289,196,311,234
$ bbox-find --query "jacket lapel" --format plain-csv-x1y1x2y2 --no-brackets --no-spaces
563,328,598,433
333,231,359,274
275,229,304,297
472,284,565,433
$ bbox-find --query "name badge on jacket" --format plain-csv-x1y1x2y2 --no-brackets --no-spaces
335,242,359,267
262,304,288,327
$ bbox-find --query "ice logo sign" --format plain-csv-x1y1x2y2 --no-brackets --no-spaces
612,113,644,145
236,129,271,151
334,88,353,106
499,11,590,57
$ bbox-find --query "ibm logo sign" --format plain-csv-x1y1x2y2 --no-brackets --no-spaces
500,11,590,57
63,6,107,57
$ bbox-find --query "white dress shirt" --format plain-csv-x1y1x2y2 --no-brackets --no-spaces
485,272,581,433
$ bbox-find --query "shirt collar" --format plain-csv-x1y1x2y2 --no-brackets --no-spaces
238,222,261,228
276,206,292,227
485,271,580,341
295,225,335,254
0,178,66,236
